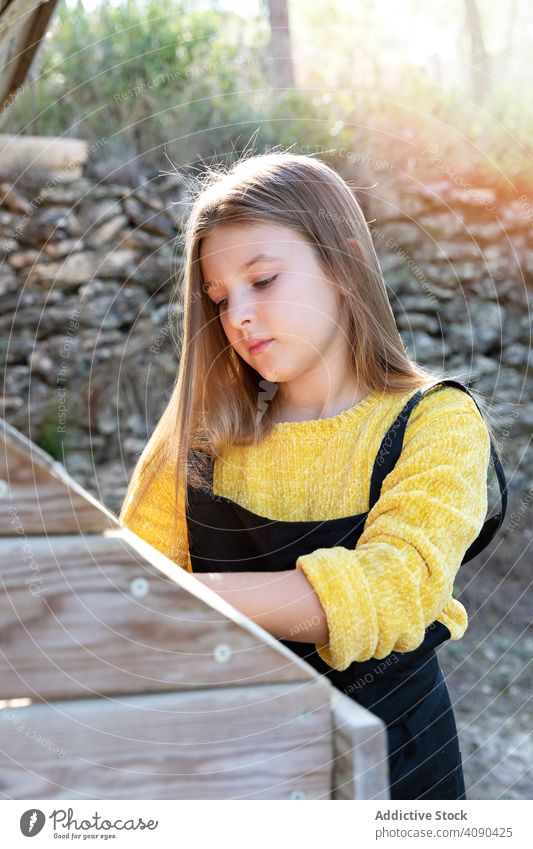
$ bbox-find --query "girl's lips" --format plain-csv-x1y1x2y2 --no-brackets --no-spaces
248,339,273,356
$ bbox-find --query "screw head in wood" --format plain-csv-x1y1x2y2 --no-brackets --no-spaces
214,643,232,663
130,577,150,597
290,789,305,799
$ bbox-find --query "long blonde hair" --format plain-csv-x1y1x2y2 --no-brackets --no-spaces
119,151,490,529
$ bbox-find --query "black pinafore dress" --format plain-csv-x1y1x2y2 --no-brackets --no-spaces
185,379,508,800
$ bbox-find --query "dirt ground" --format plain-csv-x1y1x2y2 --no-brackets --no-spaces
438,541,532,800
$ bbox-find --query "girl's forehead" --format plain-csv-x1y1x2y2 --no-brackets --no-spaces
199,222,308,267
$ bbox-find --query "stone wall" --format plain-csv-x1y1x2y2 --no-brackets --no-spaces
1,170,531,569
1,172,186,508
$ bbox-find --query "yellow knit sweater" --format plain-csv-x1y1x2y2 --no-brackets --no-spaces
120,384,491,671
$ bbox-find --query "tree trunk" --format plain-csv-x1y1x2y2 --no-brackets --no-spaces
463,0,490,104
266,0,295,89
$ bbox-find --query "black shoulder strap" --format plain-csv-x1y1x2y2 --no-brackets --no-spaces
368,378,508,565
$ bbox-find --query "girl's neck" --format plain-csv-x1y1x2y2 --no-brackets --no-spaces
274,383,369,424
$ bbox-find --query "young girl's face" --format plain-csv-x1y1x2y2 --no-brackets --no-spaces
199,221,348,389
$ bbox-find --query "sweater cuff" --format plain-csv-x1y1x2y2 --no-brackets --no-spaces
296,547,378,670
438,601,468,640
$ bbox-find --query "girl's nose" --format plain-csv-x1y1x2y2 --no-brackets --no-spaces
225,297,256,329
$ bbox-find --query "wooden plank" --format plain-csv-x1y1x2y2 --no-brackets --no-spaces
0,682,332,799
0,2,61,111
0,532,322,700
331,690,390,799
0,417,118,534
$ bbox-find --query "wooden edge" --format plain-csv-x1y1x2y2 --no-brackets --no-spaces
330,690,390,800
112,525,331,689
1,416,69,471
0,416,119,529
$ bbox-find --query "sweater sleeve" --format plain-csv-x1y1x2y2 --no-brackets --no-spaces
119,458,192,573
295,386,491,671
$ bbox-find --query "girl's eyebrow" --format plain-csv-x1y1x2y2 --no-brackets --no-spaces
204,254,283,290
241,253,283,269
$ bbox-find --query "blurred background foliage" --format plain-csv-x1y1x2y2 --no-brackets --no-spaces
3,0,532,188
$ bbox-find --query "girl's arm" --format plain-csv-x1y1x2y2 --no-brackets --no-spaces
291,389,491,670
198,388,491,672
194,568,329,644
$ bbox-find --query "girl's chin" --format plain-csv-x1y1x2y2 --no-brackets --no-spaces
254,362,281,381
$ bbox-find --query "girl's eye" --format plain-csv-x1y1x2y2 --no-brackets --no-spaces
215,275,277,311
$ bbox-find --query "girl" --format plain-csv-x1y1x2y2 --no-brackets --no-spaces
119,152,507,800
